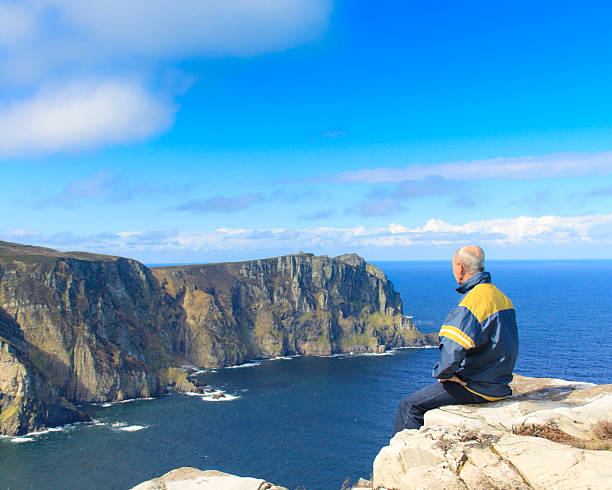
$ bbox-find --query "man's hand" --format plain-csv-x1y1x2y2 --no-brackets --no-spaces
438,375,467,386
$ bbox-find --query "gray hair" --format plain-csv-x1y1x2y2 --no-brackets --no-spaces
454,245,485,273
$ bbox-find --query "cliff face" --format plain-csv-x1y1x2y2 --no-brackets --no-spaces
0,306,89,435
0,242,179,405
152,253,431,367
0,241,433,435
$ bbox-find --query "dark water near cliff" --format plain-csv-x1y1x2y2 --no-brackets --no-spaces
1,260,611,489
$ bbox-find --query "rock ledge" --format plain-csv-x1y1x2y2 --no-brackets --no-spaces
372,375,612,489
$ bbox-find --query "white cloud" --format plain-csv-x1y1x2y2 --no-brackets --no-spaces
0,80,175,156
48,0,332,58
1,0,332,77
332,152,612,183
0,0,331,156
4,213,612,260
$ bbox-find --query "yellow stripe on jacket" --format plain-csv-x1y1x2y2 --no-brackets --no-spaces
439,325,475,349
464,386,509,401
459,283,514,324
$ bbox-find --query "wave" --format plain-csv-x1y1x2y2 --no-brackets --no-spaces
116,425,147,432
0,420,90,443
7,436,35,443
358,351,396,356
395,345,438,350
225,361,262,369
91,421,149,432
89,396,155,408
183,389,240,402
187,369,207,377
200,392,240,402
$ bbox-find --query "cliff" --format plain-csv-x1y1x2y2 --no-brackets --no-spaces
0,241,433,435
152,252,432,367
0,306,89,435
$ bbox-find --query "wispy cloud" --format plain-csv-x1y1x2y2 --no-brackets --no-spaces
6,213,611,258
351,176,462,217
32,170,196,208
321,129,347,139
326,152,612,183
585,184,612,197
173,194,266,214
298,209,337,221
0,80,175,156
350,198,406,217
171,187,318,214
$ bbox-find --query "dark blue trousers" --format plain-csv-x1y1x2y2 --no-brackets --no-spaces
392,381,489,436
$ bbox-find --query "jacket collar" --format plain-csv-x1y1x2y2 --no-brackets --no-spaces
456,271,491,294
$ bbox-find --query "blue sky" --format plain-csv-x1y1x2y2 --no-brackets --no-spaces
2,0,612,263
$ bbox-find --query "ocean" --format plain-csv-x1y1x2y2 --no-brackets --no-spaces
1,260,611,489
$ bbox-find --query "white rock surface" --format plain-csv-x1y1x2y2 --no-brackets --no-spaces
131,467,287,490
372,375,612,490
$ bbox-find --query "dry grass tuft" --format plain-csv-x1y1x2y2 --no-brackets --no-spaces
513,421,612,450
592,420,612,440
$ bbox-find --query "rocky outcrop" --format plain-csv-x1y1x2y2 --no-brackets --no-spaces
152,252,432,368
371,375,612,489
0,241,432,435
131,467,287,490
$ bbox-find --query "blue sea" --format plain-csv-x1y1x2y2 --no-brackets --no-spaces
1,260,611,489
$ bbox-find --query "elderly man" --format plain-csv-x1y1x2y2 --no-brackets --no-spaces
392,245,518,435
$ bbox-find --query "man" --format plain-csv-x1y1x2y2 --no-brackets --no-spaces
392,245,518,435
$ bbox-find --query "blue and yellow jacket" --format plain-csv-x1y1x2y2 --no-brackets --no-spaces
432,271,518,400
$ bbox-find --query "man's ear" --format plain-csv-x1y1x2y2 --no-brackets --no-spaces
457,261,467,279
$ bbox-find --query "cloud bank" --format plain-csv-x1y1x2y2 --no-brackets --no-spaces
4,213,612,260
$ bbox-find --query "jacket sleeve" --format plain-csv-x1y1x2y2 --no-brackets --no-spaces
432,306,478,380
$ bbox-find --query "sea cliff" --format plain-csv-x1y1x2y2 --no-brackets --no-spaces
0,241,434,436
152,252,431,367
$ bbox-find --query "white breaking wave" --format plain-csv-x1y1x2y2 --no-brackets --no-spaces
226,361,262,369
8,437,34,443
89,420,148,432
200,392,240,402
90,396,155,408
358,351,396,356
0,421,90,443
187,369,207,377
117,425,147,432
183,389,240,402
395,345,438,350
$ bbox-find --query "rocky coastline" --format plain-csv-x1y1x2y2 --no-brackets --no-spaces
0,241,435,436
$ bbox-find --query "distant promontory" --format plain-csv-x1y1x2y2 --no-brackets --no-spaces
0,241,435,436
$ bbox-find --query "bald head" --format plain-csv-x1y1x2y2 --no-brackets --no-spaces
452,245,485,284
